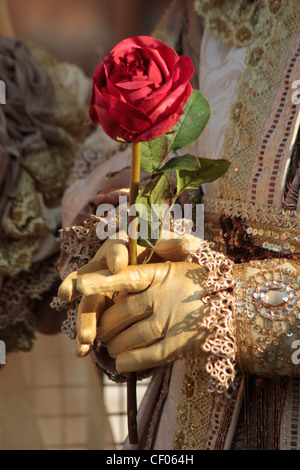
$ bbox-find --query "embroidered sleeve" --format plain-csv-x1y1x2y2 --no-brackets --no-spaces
189,247,300,396
233,258,300,377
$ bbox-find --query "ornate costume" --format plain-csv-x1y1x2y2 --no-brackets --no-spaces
2,0,299,451
54,0,300,450
55,0,300,449
130,0,300,450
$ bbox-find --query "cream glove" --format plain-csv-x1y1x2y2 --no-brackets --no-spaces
76,260,207,373
57,233,203,358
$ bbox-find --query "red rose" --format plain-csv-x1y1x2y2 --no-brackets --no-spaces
89,36,194,143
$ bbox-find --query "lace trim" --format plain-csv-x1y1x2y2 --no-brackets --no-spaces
52,215,103,340
186,243,237,396
0,257,59,331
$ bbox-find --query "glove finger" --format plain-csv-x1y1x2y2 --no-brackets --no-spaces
57,259,107,303
116,327,205,372
154,231,203,261
75,336,93,358
107,318,163,357
76,293,106,345
115,340,170,373
76,263,165,296
57,271,79,303
101,237,150,272
97,237,129,274
97,291,153,342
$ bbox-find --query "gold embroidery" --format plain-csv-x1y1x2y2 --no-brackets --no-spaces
203,196,300,255
194,0,300,203
234,259,300,376
174,244,237,450
246,38,300,208
173,356,214,450
194,0,264,47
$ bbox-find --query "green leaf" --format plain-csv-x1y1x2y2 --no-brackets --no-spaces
140,135,169,172
135,174,172,219
176,158,231,195
149,174,173,206
135,174,173,247
168,91,211,151
137,234,155,249
155,153,201,173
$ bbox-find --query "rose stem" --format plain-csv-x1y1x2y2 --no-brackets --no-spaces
127,141,141,445
128,141,141,266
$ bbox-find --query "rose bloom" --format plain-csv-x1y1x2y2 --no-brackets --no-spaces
89,36,194,142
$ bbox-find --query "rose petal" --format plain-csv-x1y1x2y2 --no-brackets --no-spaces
118,85,154,103
90,36,195,142
105,78,125,101
92,62,106,89
90,91,152,141
133,111,182,142
111,36,175,79
89,104,120,141
148,82,192,123
134,76,173,115
171,56,195,87
148,59,163,85
90,104,137,142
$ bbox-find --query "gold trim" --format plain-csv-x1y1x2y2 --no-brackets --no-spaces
173,356,215,450
234,259,300,376
194,0,300,203
203,196,300,255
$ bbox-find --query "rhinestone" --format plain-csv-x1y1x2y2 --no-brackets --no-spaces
260,288,289,308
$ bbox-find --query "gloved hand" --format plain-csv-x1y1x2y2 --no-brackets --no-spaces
58,237,130,356
57,232,203,358
76,260,207,373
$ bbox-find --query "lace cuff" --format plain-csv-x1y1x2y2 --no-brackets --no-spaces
187,243,237,395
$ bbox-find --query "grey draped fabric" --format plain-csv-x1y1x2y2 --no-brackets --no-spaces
0,35,58,228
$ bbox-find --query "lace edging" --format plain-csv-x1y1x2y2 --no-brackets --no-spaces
189,244,238,396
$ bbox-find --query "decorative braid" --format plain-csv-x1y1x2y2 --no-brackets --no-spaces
187,243,238,397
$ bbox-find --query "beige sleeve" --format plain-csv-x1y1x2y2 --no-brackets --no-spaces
233,258,300,376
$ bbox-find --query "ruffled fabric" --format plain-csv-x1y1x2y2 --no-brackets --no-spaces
0,36,90,351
